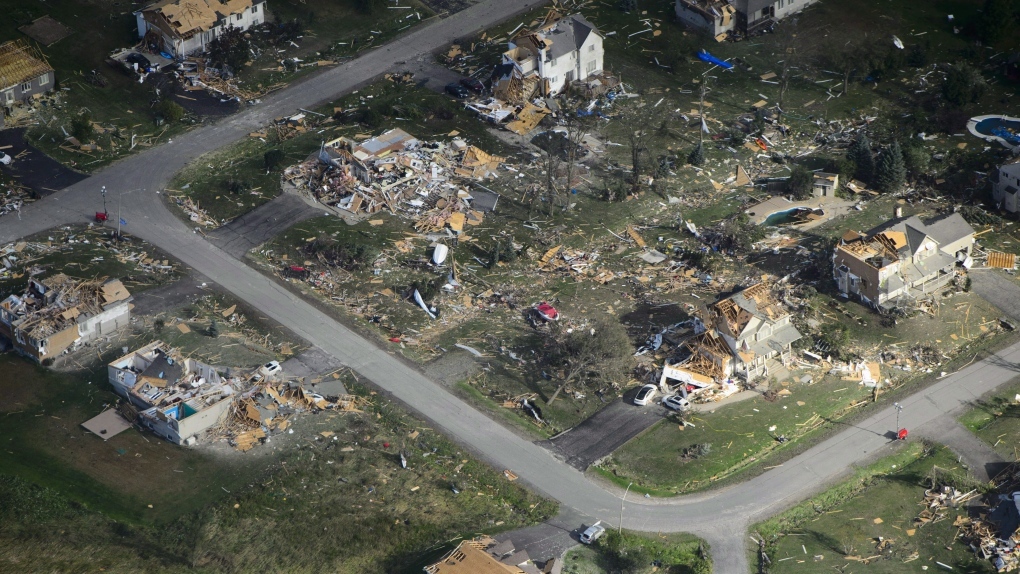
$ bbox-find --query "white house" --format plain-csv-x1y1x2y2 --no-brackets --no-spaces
675,0,817,35
493,14,603,102
107,341,237,445
134,0,267,58
992,160,1020,214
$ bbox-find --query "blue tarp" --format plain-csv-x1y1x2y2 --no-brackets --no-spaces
697,50,733,69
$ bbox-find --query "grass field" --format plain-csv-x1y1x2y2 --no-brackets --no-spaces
0,225,181,298
0,355,554,573
752,443,993,573
563,531,710,574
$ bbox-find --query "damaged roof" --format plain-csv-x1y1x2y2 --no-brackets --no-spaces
140,0,255,38
0,40,53,91
867,213,975,254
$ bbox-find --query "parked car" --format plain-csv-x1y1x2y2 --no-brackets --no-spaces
459,77,484,94
633,384,657,406
260,361,282,376
445,82,470,98
580,521,605,544
662,394,691,411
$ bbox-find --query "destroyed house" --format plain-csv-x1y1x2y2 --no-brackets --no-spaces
676,0,818,36
833,213,975,309
0,275,132,363
108,341,236,445
134,0,266,58
494,13,603,103
703,282,802,381
0,40,55,108
303,127,501,221
674,0,738,37
319,128,419,184
424,537,536,574
992,159,1020,214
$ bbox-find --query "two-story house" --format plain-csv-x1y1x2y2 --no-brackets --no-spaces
0,39,55,120
992,159,1020,214
134,0,267,58
675,0,817,36
0,275,131,363
703,282,802,381
492,14,604,103
833,212,975,309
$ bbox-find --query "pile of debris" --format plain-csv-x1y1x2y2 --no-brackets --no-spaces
0,180,32,217
283,128,502,229
915,484,978,527
227,378,367,451
958,464,1020,571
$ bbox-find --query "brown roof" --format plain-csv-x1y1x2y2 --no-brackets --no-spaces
425,540,527,574
143,0,254,38
0,40,53,91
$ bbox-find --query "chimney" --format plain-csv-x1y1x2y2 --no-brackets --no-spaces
894,206,903,219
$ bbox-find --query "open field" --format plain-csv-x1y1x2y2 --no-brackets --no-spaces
563,531,710,574
752,443,992,573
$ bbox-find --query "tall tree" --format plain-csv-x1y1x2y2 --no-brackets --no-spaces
687,142,705,166
820,40,866,96
875,141,907,193
846,134,875,184
544,316,633,405
979,0,1018,45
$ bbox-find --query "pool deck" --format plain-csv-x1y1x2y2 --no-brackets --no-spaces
967,114,1020,152
746,195,856,230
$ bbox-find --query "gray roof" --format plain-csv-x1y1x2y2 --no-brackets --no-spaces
868,213,975,253
924,213,975,247
545,14,599,60
904,224,929,256
743,0,776,14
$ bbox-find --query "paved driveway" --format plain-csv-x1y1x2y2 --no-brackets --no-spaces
544,397,666,470
970,268,1020,322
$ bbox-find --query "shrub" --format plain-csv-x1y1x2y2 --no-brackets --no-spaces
264,149,284,172
70,111,94,142
942,64,987,106
787,164,814,199
687,143,705,166
156,99,185,123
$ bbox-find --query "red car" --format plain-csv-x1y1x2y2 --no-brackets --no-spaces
535,302,559,321
460,77,485,94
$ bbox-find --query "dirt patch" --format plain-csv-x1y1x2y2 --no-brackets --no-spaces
18,16,73,46
0,128,87,195
424,350,480,385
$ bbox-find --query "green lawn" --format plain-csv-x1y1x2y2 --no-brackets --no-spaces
563,531,710,574
959,377,1020,461
0,225,181,298
753,444,992,574
0,358,555,573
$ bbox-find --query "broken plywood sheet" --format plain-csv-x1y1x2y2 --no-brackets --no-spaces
988,251,1016,269
627,226,646,248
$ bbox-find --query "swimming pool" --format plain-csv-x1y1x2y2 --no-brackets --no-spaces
764,208,807,226
968,115,1020,151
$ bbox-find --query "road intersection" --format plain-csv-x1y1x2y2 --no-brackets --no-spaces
2,3,1018,572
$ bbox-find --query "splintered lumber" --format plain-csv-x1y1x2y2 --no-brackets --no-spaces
626,226,647,248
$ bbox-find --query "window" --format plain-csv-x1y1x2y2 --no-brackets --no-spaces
251,3,259,12
588,44,595,52
2,90,12,104
21,82,31,92
39,74,48,86
549,57,556,67
586,59,596,74
235,13,242,21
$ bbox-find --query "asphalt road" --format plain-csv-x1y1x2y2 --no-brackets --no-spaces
4,4,1020,572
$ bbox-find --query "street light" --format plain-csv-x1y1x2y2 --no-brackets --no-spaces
619,482,633,534
894,402,904,432
101,185,107,215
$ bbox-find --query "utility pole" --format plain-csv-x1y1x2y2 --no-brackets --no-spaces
894,402,904,431
101,185,107,215
619,482,633,534
698,79,707,146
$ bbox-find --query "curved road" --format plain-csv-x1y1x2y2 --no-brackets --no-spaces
3,5,1018,572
